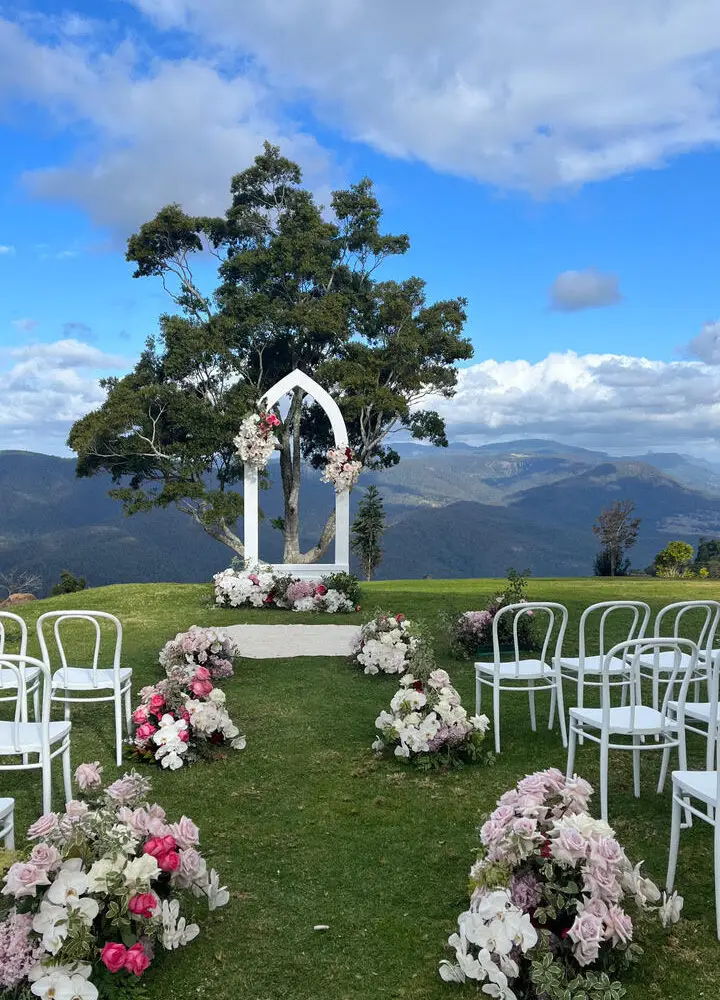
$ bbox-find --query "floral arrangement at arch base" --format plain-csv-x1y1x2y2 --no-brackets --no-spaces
350,611,426,675
213,565,359,614
439,768,682,999
373,667,492,769
130,627,245,770
0,763,228,999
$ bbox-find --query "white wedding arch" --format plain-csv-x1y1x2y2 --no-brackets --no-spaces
243,369,351,578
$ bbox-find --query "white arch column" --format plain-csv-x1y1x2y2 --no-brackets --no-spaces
243,369,351,578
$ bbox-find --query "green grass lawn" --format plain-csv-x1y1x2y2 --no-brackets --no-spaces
3,577,720,999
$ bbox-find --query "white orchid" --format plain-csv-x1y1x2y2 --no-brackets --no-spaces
161,898,200,949
658,890,684,926
32,901,69,955
31,972,98,1000
205,868,230,910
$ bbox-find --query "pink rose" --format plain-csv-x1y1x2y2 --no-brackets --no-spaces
194,666,211,681
143,834,177,859
169,816,200,850
552,827,589,866
568,912,604,967
158,850,180,872
490,804,515,825
64,800,89,822
180,708,191,722
132,707,148,725
128,892,158,919
562,775,593,813
315,584,328,596
26,813,58,841
136,723,157,742
2,862,51,898
583,864,622,902
148,693,165,715
605,904,633,946
178,729,190,743
125,942,151,977
174,848,204,887
589,837,625,869
101,942,128,974
74,761,103,791
189,678,213,698
30,843,61,871
517,773,551,799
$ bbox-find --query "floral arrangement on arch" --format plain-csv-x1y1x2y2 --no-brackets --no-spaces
321,445,362,493
233,410,280,468
0,763,228,999
373,668,492,768
439,768,682,999
213,565,359,614
130,627,245,770
350,611,424,675
446,568,540,658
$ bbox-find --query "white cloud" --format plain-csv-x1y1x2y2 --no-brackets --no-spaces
128,0,720,191
0,339,128,453
0,244,15,255
11,318,38,333
686,321,720,364
429,351,720,457
550,269,621,312
0,16,336,232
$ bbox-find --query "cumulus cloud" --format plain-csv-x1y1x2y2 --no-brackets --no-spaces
550,269,621,312
0,16,336,232
429,351,720,456
11,318,38,333
686,321,720,364
128,0,720,190
0,339,127,453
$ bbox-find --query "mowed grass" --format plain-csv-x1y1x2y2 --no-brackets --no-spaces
3,577,720,1000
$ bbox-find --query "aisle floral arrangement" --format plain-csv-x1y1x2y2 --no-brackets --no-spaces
320,445,362,493
130,629,245,770
213,566,360,614
373,668,492,768
233,410,280,467
446,568,539,658
0,764,228,999
439,768,682,998
159,626,237,681
350,612,422,675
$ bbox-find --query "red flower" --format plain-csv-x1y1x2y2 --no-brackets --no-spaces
178,728,190,743
135,723,157,742
132,707,148,725
211,732,224,744
128,893,157,919
396,614,405,622
180,708,191,722
412,680,424,692
158,850,180,872
143,834,177,860
540,838,552,858
315,584,328,596
101,942,127,973
263,594,274,604
148,693,165,715
266,413,281,427
124,942,151,977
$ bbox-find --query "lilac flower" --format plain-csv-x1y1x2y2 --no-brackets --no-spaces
0,910,43,988
509,871,542,912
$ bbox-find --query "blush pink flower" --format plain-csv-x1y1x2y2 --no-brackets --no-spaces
552,827,589,866
136,723,157,742
589,836,625,869
189,678,213,698
605,904,633,946
26,813,58,840
148,693,166,715
1,862,51,899
74,761,103,791
132,706,148,725
30,844,61,872
582,864,622,902
568,911,604,966
194,666,211,682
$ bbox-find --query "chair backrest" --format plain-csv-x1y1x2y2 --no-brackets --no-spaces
653,601,720,660
577,601,651,662
492,602,568,677
602,637,699,731
36,611,123,688
0,653,52,754
0,612,28,693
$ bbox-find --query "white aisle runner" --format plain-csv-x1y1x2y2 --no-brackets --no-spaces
219,624,362,659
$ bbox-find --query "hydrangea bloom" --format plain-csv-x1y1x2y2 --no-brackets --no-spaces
233,411,280,467
352,613,416,675
321,445,362,493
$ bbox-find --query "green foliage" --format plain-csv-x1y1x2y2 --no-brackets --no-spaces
654,540,695,578
351,485,386,581
50,569,88,596
321,571,362,607
530,952,628,1000
69,142,472,565
592,500,640,576
594,549,631,577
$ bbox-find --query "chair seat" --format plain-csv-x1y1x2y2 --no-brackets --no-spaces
0,667,40,691
0,720,71,753
52,667,132,691
638,651,700,673
668,700,720,725
475,659,555,680
0,798,13,819
570,705,673,735
560,655,627,675
672,769,720,806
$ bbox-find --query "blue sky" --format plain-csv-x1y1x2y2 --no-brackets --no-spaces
2,0,720,456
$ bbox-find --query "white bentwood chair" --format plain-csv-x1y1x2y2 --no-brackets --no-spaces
551,601,651,726
0,797,15,849
0,611,40,721
475,602,568,755
37,611,130,767
566,637,700,822
666,766,720,939
639,601,720,711
0,654,71,813
666,649,720,773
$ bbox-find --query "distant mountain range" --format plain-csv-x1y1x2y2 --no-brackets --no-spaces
2,441,720,591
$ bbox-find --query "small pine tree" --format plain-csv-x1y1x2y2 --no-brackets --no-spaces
351,485,385,581
51,570,87,596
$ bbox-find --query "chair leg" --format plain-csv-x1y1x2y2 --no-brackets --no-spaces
64,698,71,722
114,693,124,768
528,683,536,732
3,821,14,851
62,745,72,805
548,687,556,729
600,734,609,823
493,684,501,755
124,685,133,737
715,814,720,941
32,686,40,722
555,681,568,749
658,744,671,794
42,757,52,815
666,787,682,893
475,676,482,716
566,720,577,779
632,735,641,798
